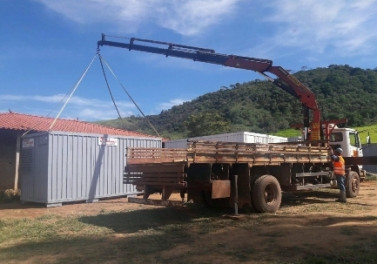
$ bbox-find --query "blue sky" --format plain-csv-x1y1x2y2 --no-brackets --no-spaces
1,0,377,121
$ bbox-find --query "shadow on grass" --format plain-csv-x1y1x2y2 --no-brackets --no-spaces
79,204,223,233
0,200,46,210
2,204,377,264
0,233,189,264
2,214,377,264
282,189,341,206
282,189,377,211
0,206,226,264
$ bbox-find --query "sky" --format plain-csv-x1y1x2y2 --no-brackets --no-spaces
1,0,377,121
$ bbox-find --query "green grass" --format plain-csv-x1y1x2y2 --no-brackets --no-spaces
366,172,377,181
355,123,377,144
1,190,377,264
273,128,301,138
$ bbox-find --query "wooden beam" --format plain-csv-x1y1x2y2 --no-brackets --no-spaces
13,134,21,191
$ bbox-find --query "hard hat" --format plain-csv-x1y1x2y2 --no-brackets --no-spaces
335,147,343,154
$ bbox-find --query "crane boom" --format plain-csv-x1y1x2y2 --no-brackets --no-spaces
97,34,321,141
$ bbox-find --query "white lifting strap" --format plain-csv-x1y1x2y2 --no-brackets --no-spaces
49,54,98,130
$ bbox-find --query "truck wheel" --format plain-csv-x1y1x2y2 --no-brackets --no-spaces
252,175,282,213
346,171,360,198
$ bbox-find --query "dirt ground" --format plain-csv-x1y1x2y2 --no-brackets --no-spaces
1,181,377,263
2,182,377,219
0,193,185,219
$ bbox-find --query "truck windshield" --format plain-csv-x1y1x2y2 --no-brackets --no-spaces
330,132,343,142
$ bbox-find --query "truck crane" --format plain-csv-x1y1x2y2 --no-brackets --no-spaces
97,34,367,213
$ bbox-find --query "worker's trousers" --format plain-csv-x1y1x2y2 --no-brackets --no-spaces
336,174,346,192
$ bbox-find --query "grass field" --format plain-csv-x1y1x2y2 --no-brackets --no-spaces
355,124,377,144
1,180,377,264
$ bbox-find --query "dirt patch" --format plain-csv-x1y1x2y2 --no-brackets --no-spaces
2,182,376,219
1,181,377,263
0,197,157,219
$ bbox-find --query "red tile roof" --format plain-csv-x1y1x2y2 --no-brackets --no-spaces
0,112,157,138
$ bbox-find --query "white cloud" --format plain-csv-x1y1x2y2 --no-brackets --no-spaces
0,93,136,121
34,0,242,36
72,107,134,121
156,0,240,36
262,0,377,55
158,98,188,111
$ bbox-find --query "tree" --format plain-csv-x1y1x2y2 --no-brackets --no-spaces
185,112,231,137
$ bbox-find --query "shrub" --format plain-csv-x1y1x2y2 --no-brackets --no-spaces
0,189,20,203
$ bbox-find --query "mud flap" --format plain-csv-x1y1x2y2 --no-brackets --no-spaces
211,180,231,199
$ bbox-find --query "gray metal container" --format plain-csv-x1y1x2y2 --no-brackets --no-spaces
20,131,161,206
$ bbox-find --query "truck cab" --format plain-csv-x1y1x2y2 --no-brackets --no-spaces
329,127,365,195
329,127,363,158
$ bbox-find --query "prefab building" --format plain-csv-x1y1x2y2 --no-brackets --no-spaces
164,131,287,149
20,131,161,206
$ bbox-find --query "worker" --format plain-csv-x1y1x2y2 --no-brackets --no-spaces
331,147,346,203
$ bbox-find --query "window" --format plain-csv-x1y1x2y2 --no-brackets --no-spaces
349,132,360,148
330,132,343,142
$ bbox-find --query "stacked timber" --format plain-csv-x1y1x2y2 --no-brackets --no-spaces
126,141,330,165
186,141,330,165
126,148,188,164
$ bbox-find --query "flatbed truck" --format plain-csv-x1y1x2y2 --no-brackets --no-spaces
97,35,368,213
125,140,363,213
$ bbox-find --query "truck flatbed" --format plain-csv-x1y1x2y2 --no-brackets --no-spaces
124,141,333,206
126,141,330,165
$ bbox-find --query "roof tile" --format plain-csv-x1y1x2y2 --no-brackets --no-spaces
0,112,156,138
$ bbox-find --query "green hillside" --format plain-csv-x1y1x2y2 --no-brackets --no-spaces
99,65,377,140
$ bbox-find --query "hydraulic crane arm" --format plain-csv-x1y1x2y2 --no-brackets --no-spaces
97,34,321,141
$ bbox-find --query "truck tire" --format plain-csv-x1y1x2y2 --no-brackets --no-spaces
252,175,282,213
346,171,360,198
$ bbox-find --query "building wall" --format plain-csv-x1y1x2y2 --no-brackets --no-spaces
20,131,161,206
0,130,18,190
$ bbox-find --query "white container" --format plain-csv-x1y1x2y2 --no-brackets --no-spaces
165,131,287,149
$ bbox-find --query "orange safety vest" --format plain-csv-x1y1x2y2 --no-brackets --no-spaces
333,156,345,176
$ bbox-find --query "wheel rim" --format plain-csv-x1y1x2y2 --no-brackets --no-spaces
351,177,359,192
264,184,276,204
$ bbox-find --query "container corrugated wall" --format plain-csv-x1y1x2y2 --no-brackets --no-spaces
20,131,161,206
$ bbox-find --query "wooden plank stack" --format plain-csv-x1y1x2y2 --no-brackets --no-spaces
126,141,331,165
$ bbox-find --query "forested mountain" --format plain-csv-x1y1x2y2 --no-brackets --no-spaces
98,65,377,139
